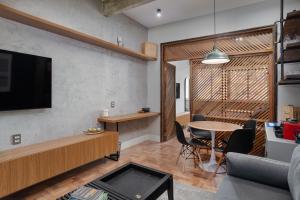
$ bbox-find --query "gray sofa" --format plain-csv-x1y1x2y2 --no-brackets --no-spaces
216,145,300,200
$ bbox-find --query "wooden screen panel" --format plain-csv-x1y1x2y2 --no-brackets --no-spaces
162,63,176,141
191,53,273,155
164,30,273,61
191,63,224,117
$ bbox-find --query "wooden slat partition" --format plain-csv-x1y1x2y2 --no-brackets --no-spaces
0,131,118,198
164,28,273,61
189,28,275,156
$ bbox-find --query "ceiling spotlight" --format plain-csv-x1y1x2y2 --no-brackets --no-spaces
156,8,162,18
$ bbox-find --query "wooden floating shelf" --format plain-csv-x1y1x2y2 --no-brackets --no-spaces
0,4,157,61
98,112,160,123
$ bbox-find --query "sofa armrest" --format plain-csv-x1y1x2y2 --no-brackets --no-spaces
226,152,290,190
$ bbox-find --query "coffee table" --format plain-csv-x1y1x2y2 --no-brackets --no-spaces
58,163,174,200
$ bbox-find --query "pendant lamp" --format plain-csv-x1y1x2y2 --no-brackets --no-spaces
202,0,230,64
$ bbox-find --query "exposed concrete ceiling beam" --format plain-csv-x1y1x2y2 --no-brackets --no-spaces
99,0,154,16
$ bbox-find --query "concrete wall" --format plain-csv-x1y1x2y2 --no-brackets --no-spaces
147,0,300,137
0,0,157,151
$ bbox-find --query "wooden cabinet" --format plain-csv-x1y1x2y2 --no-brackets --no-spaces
0,131,118,198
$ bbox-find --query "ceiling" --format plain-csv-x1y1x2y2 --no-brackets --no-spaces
123,0,266,28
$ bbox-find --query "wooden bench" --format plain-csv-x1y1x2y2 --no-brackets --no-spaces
0,131,118,198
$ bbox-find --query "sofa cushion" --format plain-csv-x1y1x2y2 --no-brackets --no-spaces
216,176,292,200
288,145,300,200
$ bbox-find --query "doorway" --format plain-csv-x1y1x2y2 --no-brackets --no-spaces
160,25,276,155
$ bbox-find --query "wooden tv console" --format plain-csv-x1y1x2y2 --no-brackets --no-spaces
0,131,118,198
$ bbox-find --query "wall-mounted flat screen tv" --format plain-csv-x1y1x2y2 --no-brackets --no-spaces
0,49,52,111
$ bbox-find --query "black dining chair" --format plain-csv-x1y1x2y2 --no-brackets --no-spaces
243,119,257,142
189,114,212,146
214,128,254,175
221,119,257,145
175,121,209,171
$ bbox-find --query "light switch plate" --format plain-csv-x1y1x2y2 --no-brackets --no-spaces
11,134,21,145
111,101,115,108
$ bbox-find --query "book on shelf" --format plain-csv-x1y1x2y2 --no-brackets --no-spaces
70,186,108,200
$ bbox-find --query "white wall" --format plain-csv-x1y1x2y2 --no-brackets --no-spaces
147,0,300,136
0,0,157,151
170,61,189,114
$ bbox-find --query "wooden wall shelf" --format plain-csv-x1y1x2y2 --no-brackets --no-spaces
0,4,157,61
0,131,119,198
98,112,160,131
98,112,160,123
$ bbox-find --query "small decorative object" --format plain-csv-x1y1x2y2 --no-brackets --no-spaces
135,194,142,199
138,107,150,113
142,107,150,112
102,109,109,117
117,36,123,47
156,8,162,18
142,42,157,58
84,127,104,135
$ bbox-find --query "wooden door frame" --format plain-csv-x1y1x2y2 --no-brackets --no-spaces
160,25,277,142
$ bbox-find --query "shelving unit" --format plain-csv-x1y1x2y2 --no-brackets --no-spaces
0,4,157,61
278,1,300,85
279,79,300,85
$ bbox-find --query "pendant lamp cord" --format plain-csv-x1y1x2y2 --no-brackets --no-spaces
214,0,216,35
213,0,216,48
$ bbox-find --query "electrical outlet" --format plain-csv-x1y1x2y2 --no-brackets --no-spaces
111,101,115,108
11,134,21,145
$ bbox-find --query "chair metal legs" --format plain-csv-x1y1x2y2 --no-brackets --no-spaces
196,149,204,169
176,145,184,165
176,144,205,171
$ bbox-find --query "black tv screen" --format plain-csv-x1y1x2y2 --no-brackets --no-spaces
0,49,52,111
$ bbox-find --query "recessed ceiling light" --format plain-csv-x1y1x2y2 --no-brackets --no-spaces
156,8,162,18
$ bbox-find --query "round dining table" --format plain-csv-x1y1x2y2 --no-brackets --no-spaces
188,121,242,172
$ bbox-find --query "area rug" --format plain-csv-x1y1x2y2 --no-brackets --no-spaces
158,182,216,200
